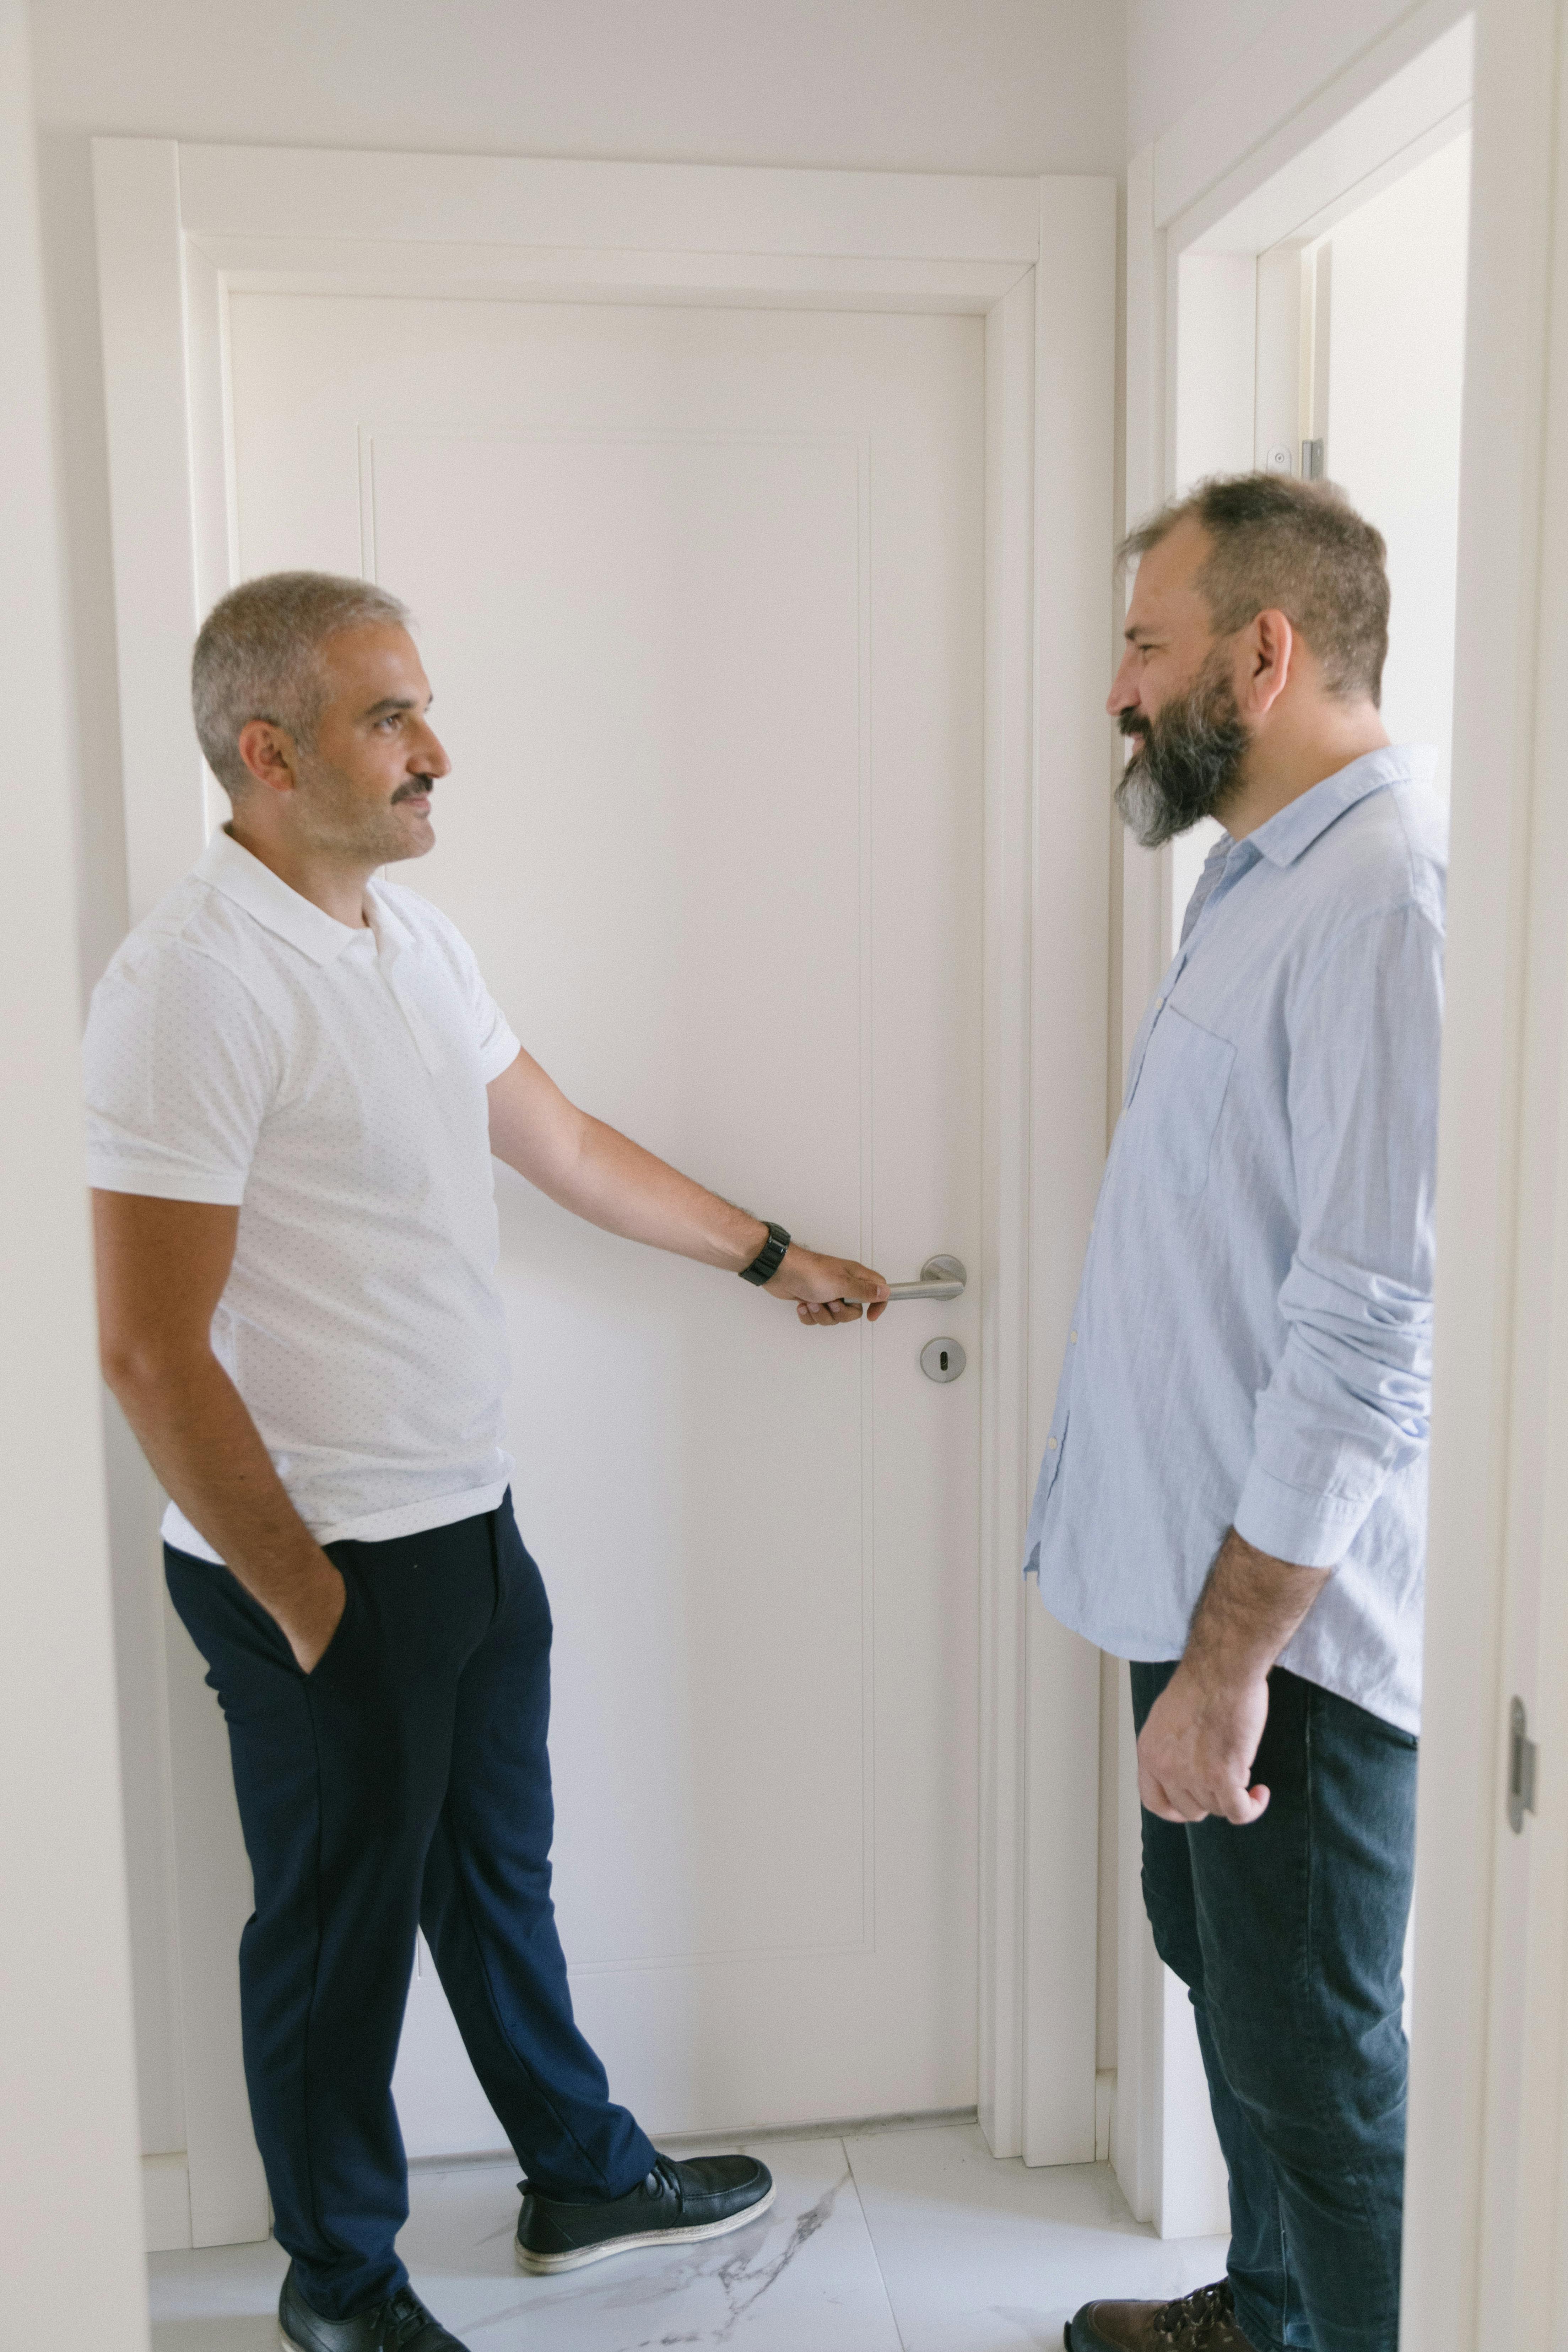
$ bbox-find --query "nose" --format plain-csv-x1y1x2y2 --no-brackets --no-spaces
1107,650,1139,718
413,719,452,779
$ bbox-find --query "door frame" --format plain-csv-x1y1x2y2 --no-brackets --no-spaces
1118,0,1475,2238
91,137,1116,2244
1402,0,1568,2338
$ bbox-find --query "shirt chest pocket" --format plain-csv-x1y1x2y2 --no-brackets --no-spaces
1129,1005,1236,1196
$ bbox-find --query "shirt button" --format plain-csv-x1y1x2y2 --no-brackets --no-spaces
1047,1436,1058,1450
1070,1330,1078,1343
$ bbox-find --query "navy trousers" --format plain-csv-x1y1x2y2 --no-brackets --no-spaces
166,1494,655,2319
1130,1662,1417,2352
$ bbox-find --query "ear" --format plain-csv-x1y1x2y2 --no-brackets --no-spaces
235,719,299,796
1239,608,1295,720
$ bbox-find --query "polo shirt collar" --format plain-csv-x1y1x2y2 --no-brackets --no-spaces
364,875,415,962
1245,743,1439,870
196,829,371,965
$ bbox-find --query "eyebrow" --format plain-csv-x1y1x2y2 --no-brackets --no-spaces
361,693,432,720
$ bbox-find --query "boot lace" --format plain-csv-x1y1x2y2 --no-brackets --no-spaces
648,2155,688,2212
1153,2281,1238,2348
371,2286,439,2348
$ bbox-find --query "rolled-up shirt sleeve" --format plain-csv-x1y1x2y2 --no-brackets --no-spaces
1232,899,1443,1568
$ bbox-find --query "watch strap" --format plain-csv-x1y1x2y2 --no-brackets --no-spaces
739,1221,791,1286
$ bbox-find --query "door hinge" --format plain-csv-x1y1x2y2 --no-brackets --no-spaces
1508,1696,1538,1834
1301,437,1326,481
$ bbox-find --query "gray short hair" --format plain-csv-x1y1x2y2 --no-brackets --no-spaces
1119,473,1390,705
191,572,411,796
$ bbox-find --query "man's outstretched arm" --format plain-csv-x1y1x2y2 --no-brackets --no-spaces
486,1047,888,1326
1136,1527,1330,1827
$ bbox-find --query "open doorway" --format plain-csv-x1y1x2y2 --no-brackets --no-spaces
1315,135,1470,798
1170,114,1471,922
1118,10,1475,2240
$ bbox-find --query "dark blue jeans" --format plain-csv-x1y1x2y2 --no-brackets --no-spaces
166,1493,654,2320
1130,1662,1417,2352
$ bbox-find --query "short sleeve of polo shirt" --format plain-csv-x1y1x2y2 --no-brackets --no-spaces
403,891,521,1083
459,948,521,1086
83,943,279,1205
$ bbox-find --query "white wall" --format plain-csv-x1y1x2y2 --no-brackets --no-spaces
1324,132,1471,799
1128,0,1297,154
1128,0,1457,159
32,0,1125,180
25,0,1129,2167
0,0,148,2332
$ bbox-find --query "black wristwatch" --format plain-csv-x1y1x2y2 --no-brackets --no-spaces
739,1221,791,1286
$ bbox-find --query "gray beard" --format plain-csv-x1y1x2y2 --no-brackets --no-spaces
1115,664,1250,850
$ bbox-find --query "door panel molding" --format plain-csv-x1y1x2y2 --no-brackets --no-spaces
92,135,1115,2241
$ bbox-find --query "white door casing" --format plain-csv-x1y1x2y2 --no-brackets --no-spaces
92,140,1115,2244
1406,0,1568,2339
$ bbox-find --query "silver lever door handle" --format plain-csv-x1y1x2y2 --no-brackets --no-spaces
885,1254,967,1302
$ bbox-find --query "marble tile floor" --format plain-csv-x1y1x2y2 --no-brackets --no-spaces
148,2119,1227,2352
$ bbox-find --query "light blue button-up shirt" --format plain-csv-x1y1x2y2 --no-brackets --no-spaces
1025,746,1445,1732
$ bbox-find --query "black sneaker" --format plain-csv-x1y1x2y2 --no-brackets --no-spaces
279,2262,470,2351
515,2151,775,2274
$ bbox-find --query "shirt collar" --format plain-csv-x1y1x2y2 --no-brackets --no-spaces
196,829,373,966
1242,744,1439,870
364,875,415,962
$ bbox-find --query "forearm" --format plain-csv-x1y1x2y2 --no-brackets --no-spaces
536,1114,768,1270
109,1346,333,1620
1138,1527,1331,1826
485,1056,885,1320
1183,1526,1330,1682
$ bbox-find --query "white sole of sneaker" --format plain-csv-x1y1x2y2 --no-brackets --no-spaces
515,2180,777,2274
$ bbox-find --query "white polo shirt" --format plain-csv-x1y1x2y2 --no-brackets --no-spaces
84,829,522,1562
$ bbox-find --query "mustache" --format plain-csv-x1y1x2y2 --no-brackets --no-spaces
391,775,437,804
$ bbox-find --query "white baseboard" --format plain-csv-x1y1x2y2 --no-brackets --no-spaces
142,2151,192,2252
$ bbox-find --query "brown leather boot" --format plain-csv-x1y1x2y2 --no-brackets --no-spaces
1065,2280,1260,2351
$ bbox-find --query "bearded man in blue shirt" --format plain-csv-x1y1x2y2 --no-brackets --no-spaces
1048,476,1443,2352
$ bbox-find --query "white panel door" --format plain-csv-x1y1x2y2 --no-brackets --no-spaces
226,293,984,2148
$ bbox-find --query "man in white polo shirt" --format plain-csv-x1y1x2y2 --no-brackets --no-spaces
86,573,888,2352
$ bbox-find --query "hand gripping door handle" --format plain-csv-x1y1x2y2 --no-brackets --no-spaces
884,1254,967,1303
